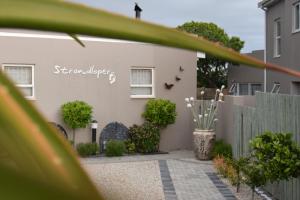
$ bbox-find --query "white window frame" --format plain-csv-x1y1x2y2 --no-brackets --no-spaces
293,2,300,33
130,67,155,98
274,19,281,57
1,64,35,99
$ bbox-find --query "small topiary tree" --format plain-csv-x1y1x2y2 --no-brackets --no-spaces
61,101,93,146
142,99,177,128
250,132,300,183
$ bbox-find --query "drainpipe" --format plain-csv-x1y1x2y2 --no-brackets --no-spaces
262,7,267,92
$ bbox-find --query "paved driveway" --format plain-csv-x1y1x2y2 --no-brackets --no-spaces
81,151,236,200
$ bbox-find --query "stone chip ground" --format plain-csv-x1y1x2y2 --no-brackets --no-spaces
81,151,262,200
83,160,164,200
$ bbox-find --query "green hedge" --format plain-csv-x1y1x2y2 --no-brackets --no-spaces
105,140,126,157
212,140,232,159
76,143,99,157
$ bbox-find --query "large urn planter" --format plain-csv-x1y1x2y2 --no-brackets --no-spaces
193,129,216,160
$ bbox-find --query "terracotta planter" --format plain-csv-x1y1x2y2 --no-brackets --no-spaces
193,129,216,160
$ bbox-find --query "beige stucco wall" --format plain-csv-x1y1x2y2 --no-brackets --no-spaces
0,31,197,151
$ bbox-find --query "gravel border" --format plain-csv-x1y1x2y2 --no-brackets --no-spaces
206,172,237,200
218,175,264,200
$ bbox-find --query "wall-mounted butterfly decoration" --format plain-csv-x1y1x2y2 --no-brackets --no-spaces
165,83,174,90
175,76,181,81
179,66,184,72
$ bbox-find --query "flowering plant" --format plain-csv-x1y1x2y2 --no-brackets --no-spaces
185,86,224,130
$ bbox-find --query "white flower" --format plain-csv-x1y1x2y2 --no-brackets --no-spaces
205,114,208,117
199,114,203,118
185,98,190,103
187,103,192,108
218,99,223,102
200,91,205,95
214,118,218,122
211,99,215,103
221,85,225,89
196,67,199,71
219,93,224,97
216,89,220,93
190,97,194,101
193,119,197,122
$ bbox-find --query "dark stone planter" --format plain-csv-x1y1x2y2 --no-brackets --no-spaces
193,130,216,160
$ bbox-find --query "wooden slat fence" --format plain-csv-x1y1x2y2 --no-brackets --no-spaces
233,92,300,200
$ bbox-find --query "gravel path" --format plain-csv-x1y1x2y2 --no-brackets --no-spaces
83,160,164,200
81,151,265,200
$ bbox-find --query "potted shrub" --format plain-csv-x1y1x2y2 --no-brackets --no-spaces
185,86,224,160
61,101,93,146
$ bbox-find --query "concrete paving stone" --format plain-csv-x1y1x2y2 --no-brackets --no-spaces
167,159,226,200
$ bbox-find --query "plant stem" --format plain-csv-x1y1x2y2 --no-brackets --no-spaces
237,169,240,193
73,129,75,147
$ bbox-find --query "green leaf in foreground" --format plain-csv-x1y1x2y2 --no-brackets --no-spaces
0,0,300,78
0,0,300,199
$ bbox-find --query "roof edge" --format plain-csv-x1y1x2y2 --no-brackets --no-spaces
258,0,281,9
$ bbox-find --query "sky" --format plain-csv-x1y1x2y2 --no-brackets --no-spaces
72,0,265,53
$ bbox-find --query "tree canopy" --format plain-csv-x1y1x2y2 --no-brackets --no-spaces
177,21,245,88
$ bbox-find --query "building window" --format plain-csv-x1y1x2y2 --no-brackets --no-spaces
274,19,281,57
130,67,154,98
235,83,263,96
293,2,300,32
250,84,263,95
239,84,249,96
2,64,34,98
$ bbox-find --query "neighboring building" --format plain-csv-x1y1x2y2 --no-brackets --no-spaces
0,29,198,151
259,0,300,94
228,50,265,96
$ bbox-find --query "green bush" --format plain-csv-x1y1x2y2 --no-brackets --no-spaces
105,140,126,157
124,140,136,154
142,99,177,128
250,131,300,183
129,122,160,153
212,140,232,158
61,101,93,145
76,143,99,157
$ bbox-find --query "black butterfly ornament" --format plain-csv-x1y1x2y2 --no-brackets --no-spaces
165,83,174,89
